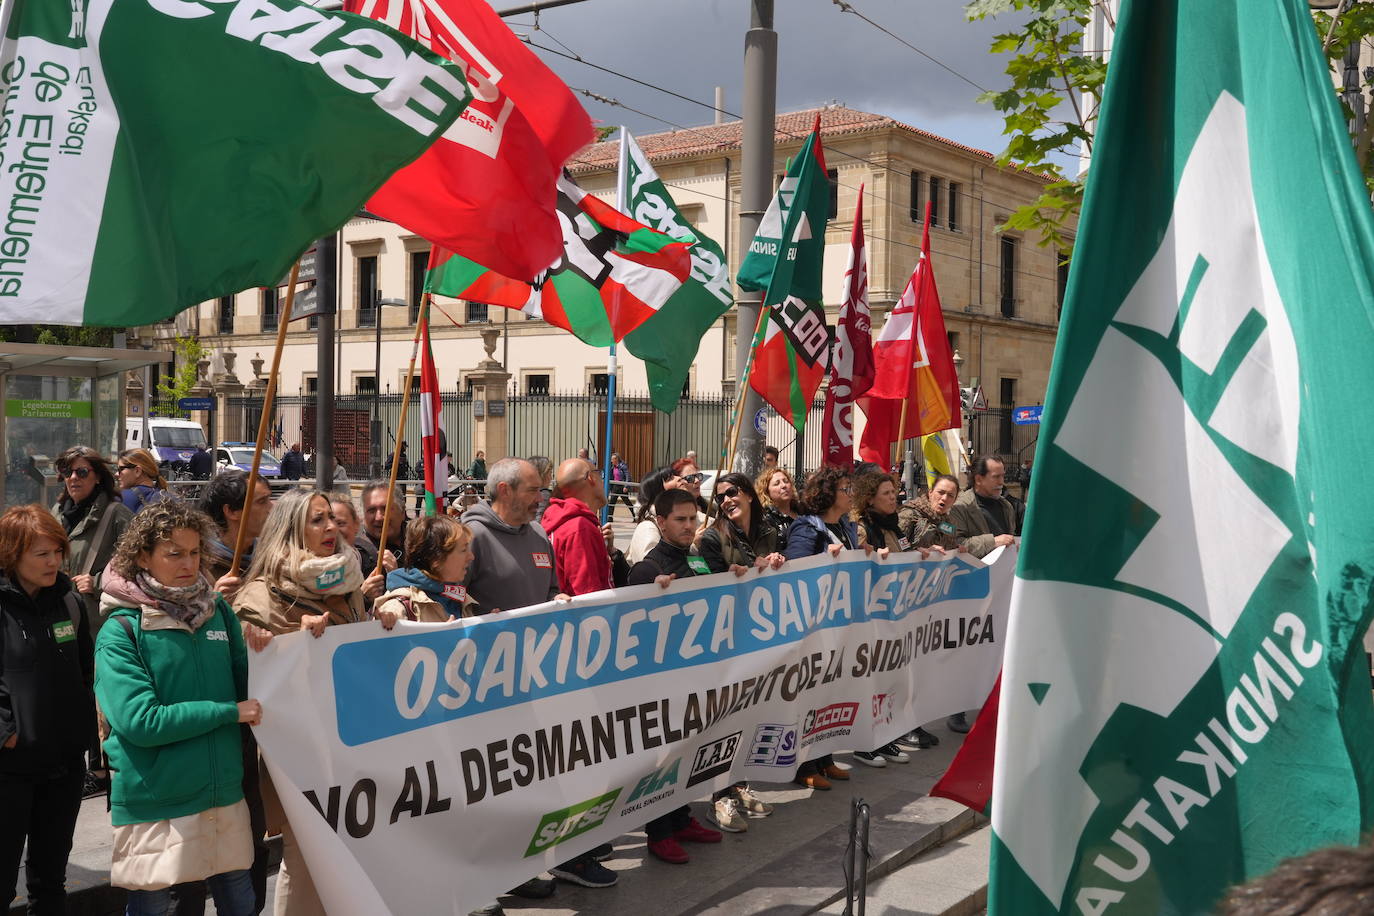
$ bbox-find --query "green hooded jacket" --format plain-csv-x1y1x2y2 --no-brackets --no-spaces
94,593,247,826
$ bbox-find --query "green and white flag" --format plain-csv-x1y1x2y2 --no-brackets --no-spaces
0,0,470,326
620,131,732,414
991,1,1374,913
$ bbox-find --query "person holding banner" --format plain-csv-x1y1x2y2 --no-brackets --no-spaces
898,474,964,552
373,516,473,624
947,457,1017,560
784,466,864,791
628,488,725,863
200,472,273,589
232,489,384,916
756,468,799,551
852,470,907,553
95,503,261,916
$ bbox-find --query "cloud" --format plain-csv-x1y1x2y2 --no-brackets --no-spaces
499,0,1031,156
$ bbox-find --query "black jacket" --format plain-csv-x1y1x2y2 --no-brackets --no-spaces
627,540,703,585
0,572,94,776
281,449,305,480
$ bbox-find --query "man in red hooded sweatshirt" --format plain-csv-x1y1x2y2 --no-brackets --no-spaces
541,457,615,596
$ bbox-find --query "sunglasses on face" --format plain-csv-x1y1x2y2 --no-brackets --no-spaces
681,473,705,484
59,466,93,480
117,463,138,472
714,486,741,503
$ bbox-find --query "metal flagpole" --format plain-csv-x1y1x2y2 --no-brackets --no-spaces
599,127,628,524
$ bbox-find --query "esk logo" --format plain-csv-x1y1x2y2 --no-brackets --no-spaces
626,758,680,804
746,722,798,767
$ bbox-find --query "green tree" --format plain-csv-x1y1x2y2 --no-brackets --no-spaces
153,336,207,417
969,0,1374,254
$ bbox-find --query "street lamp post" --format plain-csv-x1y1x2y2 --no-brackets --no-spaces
372,296,410,477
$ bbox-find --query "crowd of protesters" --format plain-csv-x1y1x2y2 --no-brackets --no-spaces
0,440,1034,916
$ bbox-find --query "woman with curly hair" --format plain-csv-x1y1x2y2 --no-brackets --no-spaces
232,488,384,916
114,449,171,515
95,502,262,915
897,474,964,551
0,506,92,914
851,469,905,552
754,467,799,551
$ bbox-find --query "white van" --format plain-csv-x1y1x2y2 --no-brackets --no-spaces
125,417,209,466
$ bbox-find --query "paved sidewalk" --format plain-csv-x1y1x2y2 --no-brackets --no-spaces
12,723,978,916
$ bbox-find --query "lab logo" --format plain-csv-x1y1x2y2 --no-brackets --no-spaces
687,731,741,787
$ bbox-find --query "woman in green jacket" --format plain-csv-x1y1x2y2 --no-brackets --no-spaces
95,502,262,916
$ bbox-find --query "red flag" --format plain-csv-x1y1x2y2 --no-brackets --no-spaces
419,291,448,516
344,0,594,283
821,186,875,468
929,674,1001,814
857,203,962,469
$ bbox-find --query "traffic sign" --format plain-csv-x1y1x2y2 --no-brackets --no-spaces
1012,405,1043,425
178,397,214,411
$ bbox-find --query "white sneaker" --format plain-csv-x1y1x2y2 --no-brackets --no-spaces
733,785,774,817
711,796,748,833
877,742,910,764
852,751,887,767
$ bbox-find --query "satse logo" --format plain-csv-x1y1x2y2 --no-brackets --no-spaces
524,789,620,857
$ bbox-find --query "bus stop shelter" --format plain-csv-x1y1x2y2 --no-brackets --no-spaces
0,342,173,510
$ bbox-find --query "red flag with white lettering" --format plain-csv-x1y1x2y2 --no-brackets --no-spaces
821,187,875,468
344,0,594,283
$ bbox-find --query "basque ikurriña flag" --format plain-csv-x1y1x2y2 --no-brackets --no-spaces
426,174,691,346
0,0,469,325
820,185,874,467
987,1,1374,913
344,0,593,283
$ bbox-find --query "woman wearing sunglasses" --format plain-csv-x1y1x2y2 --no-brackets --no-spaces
115,450,171,515
670,456,709,516
50,447,132,646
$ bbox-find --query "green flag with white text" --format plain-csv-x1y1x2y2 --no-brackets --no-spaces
990,1,1374,913
620,131,732,414
0,0,470,326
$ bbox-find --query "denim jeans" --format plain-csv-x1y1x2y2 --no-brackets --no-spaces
126,870,255,916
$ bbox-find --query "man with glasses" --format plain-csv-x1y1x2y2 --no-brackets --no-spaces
461,458,569,615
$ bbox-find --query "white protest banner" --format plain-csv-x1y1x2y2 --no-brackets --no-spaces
250,546,1015,915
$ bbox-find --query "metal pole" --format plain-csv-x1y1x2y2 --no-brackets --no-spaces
495,0,590,16
315,231,338,490
599,127,628,523
733,0,775,478
372,293,382,478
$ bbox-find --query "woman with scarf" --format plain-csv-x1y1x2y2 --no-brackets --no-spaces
115,449,171,514
898,474,965,551
95,502,262,916
374,515,473,624
233,488,385,916
853,470,906,552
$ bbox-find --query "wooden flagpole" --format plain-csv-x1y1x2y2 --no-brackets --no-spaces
228,261,300,577
891,396,911,474
373,297,429,578
719,305,769,474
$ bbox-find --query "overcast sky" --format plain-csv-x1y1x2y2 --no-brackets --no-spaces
490,0,1044,161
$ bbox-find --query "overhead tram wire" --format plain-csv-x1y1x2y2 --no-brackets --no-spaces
527,38,1069,224
566,88,1060,287
829,0,989,94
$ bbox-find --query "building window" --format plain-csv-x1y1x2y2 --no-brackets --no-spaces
909,171,922,221
947,331,959,355
357,255,378,328
827,168,838,220
304,376,318,396
409,250,428,323
260,288,279,332
465,300,489,323
681,376,692,399
1000,236,1018,318
589,372,611,396
928,176,942,228
525,373,551,396
307,312,318,331
217,296,234,334
947,182,961,232
999,378,1016,453
355,376,377,397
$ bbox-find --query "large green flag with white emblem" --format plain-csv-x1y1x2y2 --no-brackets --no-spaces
0,0,469,326
990,1,1374,913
